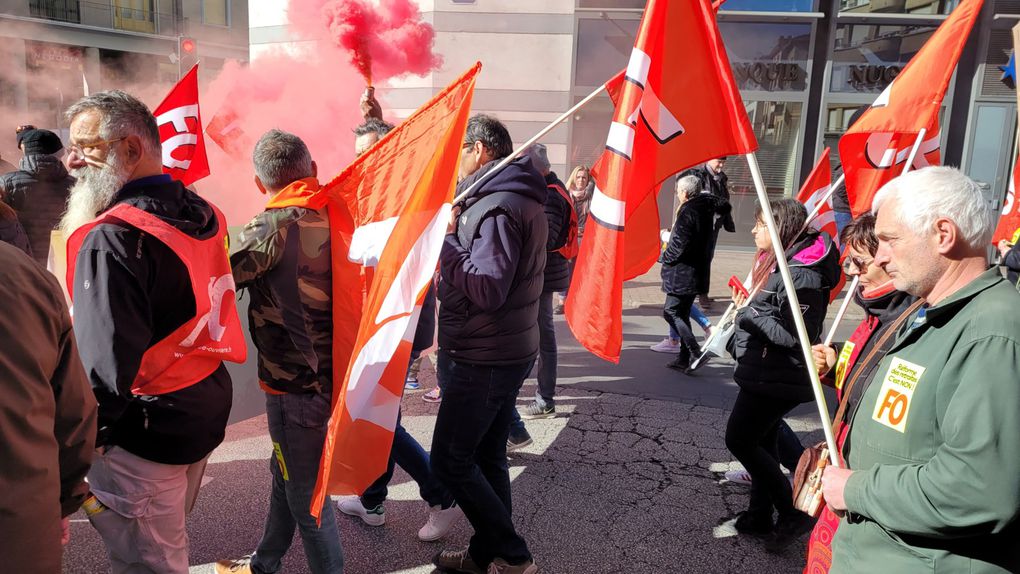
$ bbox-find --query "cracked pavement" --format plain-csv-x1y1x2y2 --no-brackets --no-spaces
63,255,847,573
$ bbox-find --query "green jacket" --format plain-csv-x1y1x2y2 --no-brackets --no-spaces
831,268,1020,573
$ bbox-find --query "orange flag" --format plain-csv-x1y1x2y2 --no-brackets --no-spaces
992,155,1020,245
309,63,480,516
839,0,982,216
566,0,757,363
796,148,846,301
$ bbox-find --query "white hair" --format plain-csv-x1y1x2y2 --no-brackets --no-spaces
676,174,700,199
872,166,995,250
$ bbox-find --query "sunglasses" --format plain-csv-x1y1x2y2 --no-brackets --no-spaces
842,255,874,274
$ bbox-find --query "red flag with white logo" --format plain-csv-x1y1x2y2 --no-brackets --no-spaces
838,0,982,216
308,63,480,516
566,0,757,363
797,148,846,301
993,154,1020,245
153,64,210,186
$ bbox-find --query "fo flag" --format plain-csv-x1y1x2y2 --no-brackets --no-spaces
796,148,845,301
308,63,480,516
153,65,210,186
993,156,1020,245
566,0,757,363
839,0,982,216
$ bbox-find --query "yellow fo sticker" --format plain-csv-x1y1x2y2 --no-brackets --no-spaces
834,341,855,391
273,441,289,481
871,357,925,433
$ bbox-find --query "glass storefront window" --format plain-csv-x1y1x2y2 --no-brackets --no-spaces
575,17,640,87
719,22,812,92
577,0,817,10
830,23,936,93
838,0,956,15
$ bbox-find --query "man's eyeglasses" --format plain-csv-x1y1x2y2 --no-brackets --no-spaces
67,137,126,158
842,255,874,274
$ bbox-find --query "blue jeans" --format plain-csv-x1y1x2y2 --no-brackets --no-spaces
535,291,558,407
430,351,533,567
252,393,344,574
360,408,455,509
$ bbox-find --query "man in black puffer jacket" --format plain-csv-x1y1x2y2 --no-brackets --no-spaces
431,115,546,574
661,174,731,371
515,143,572,423
0,129,75,266
680,157,736,308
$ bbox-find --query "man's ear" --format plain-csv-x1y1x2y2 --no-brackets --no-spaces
933,217,959,255
310,160,318,178
255,175,268,195
123,134,144,164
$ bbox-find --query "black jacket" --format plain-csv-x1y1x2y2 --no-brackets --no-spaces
0,200,32,257
732,231,841,402
660,193,730,295
680,164,735,232
543,172,572,293
0,154,75,266
71,175,232,465
438,156,548,365
1001,242,1020,288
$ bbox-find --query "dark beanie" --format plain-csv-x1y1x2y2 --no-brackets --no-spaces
20,129,63,156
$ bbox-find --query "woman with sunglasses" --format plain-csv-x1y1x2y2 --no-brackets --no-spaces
802,212,919,572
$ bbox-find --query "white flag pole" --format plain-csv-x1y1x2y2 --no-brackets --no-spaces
745,152,841,466
821,127,929,343
806,173,845,224
453,83,608,205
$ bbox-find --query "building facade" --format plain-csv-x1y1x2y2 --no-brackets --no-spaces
0,0,248,157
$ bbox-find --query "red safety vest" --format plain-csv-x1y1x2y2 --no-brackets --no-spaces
67,203,247,396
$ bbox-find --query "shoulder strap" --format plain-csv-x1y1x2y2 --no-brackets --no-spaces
831,298,925,428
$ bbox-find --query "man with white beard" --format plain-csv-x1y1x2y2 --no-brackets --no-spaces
62,90,247,574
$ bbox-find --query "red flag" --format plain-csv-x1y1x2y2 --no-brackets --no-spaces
308,63,480,515
566,0,757,363
153,65,210,186
839,0,982,216
796,148,846,301
205,104,249,159
992,155,1020,245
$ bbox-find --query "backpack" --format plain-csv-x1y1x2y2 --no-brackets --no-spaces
550,183,579,259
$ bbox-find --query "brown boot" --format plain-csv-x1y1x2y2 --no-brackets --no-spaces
433,547,484,573
487,557,538,573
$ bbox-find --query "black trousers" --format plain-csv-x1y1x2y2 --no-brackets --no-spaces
662,293,700,354
725,389,802,517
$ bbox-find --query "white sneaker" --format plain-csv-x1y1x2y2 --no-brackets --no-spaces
418,503,462,542
336,497,385,526
650,338,681,353
724,469,753,486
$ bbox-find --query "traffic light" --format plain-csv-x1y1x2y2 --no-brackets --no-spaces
178,37,198,76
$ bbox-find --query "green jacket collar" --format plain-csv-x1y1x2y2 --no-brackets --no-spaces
923,267,1004,323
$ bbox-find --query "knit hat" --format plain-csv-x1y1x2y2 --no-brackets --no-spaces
20,129,63,156
525,143,551,173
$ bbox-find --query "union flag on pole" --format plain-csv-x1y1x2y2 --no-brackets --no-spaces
566,0,757,363
153,64,210,186
797,148,845,301
992,155,1020,245
838,0,982,216
308,63,480,516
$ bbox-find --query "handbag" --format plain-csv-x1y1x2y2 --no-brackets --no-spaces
791,299,925,517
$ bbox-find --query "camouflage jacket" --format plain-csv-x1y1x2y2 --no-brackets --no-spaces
231,205,332,395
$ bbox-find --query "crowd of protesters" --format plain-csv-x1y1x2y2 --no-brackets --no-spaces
2,85,1018,574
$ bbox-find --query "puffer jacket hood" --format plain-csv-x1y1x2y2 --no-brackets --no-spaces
732,230,841,402
456,155,548,208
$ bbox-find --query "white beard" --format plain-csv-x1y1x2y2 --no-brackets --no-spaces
60,152,131,235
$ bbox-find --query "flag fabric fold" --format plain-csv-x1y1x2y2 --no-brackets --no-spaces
309,63,480,517
566,0,757,363
993,155,1020,245
838,0,982,216
796,148,846,301
153,65,210,186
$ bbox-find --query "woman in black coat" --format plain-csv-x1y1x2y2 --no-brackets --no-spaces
724,198,840,552
660,175,730,370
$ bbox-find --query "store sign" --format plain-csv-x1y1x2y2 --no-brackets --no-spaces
847,65,902,90
732,62,804,90
26,42,83,70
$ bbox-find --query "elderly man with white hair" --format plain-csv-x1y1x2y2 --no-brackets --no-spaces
821,166,1020,573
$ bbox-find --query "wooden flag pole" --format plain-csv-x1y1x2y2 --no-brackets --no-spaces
744,152,841,465
453,84,607,205
822,127,929,342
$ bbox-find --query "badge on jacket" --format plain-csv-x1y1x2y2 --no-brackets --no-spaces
872,357,925,432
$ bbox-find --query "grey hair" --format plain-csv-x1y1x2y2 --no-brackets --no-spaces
872,166,995,250
64,90,161,159
676,174,700,199
252,129,313,191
